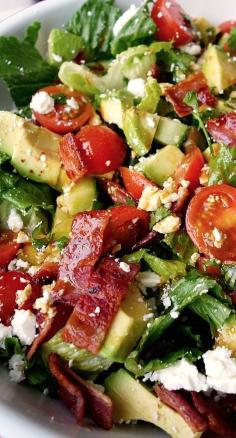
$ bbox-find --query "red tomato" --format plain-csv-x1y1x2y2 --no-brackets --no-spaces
0,271,32,325
186,184,236,261
206,112,236,146
32,85,93,134
151,0,194,47
166,72,217,117
120,167,156,201
197,257,221,277
0,239,20,267
219,21,236,34
59,133,87,182
173,146,205,191
76,126,126,175
103,205,149,253
99,178,134,205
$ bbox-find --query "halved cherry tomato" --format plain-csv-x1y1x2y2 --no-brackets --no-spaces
0,271,32,325
120,167,156,201
186,184,236,261
219,21,236,34
103,205,149,253
76,126,126,175
166,72,217,117
59,133,87,182
173,146,205,191
0,240,20,267
207,112,236,146
151,0,194,47
32,85,93,134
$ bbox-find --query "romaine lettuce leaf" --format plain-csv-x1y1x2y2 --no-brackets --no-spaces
208,143,236,187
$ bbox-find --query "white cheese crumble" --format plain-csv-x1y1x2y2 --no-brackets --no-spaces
7,209,23,233
30,91,55,114
189,252,200,267
180,43,202,56
16,284,32,307
12,310,36,345
16,231,29,244
52,53,62,63
138,186,161,211
143,358,208,392
119,261,131,272
9,354,25,383
127,78,146,98
161,291,171,309
0,323,12,348
113,4,138,36
153,215,181,234
66,97,80,110
143,312,154,321
203,347,236,393
8,258,29,271
33,283,57,319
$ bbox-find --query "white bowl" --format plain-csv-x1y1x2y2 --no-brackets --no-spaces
0,1,235,437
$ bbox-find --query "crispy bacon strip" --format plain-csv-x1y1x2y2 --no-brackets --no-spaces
155,385,207,433
48,354,113,430
98,178,135,206
33,263,59,285
59,133,87,182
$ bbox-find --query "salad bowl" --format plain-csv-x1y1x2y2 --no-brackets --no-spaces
0,1,235,438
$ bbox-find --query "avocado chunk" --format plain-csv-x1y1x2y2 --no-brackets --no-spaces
155,117,189,147
123,108,159,156
0,111,61,187
51,207,73,239
137,77,161,114
136,145,184,186
216,314,236,356
193,17,216,46
202,45,236,93
48,29,84,66
59,62,105,96
99,90,134,129
105,369,202,438
100,285,148,363
56,177,97,216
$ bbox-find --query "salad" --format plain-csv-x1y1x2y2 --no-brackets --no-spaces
1,0,236,436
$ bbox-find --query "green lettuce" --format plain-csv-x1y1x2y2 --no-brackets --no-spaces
208,143,236,187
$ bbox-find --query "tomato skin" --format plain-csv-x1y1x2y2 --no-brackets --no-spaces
103,205,149,253
151,0,194,47
207,112,236,146
219,21,236,34
76,126,126,175
197,257,221,277
0,241,20,267
0,271,32,325
99,178,134,205
120,167,156,201
186,184,236,261
173,146,205,191
166,72,217,117
59,133,87,182
32,85,93,134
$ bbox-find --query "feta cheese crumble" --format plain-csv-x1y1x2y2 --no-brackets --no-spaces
180,43,202,56
16,284,32,307
127,78,146,98
9,354,25,383
203,347,236,393
30,91,55,114
7,209,23,233
138,186,161,211
12,310,36,345
66,97,80,110
153,215,181,234
119,261,131,272
33,283,57,319
0,323,12,348
113,5,138,36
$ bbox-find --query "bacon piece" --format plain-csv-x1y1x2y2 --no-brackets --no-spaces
192,392,236,437
166,71,217,117
48,354,85,425
59,133,87,182
155,385,207,433
59,210,111,286
48,354,113,429
27,303,72,360
206,112,236,146
62,256,139,353
33,263,59,285
98,178,135,206
131,230,160,252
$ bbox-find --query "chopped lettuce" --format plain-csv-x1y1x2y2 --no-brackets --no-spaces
0,23,57,107
221,263,236,290
208,143,236,187
228,26,236,52
66,0,121,61
143,253,186,281
110,1,156,56
164,230,198,264
157,48,194,83
189,295,232,334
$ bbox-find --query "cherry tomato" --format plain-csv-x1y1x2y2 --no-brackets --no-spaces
32,85,93,134
186,184,236,261
207,112,236,146
0,238,20,267
76,126,126,175
218,21,236,34
197,257,221,277
103,205,149,253
0,271,32,325
120,167,156,201
151,0,194,47
173,146,205,191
